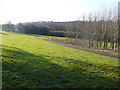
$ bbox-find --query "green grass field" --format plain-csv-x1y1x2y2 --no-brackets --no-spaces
1,31,119,88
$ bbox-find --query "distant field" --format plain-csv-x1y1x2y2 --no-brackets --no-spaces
34,34,67,40
1,31,119,88
35,34,112,47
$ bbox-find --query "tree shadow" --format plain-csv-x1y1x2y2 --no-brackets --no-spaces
0,33,8,35
2,45,119,88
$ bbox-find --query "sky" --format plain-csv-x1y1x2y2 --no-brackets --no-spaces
0,0,119,24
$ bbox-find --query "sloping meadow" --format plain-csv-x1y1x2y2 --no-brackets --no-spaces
1,31,119,88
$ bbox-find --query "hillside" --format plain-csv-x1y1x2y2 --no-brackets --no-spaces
1,31,119,88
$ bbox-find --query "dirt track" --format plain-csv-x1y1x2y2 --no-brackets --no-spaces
33,35,120,59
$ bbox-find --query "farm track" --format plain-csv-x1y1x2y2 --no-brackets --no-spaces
33,35,120,59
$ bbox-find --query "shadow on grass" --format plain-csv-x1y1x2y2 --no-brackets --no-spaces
0,33,8,35
2,45,119,88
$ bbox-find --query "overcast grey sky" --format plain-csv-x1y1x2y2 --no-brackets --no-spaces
0,0,118,24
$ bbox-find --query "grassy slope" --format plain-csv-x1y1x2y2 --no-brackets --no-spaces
1,31,119,88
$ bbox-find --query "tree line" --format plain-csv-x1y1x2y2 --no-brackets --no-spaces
2,21,66,37
64,7,118,53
